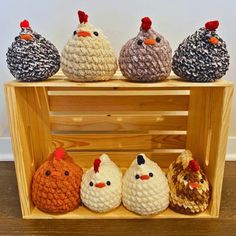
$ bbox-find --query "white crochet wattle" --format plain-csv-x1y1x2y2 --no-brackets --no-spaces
61,22,117,81
122,154,169,215
81,154,122,212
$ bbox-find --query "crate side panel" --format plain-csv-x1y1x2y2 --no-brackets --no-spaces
186,86,234,217
4,86,34,217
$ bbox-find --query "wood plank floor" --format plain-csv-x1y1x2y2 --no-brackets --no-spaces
0,161,236,236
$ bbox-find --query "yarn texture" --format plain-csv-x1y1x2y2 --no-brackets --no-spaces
167,150,210,215
31,148,83,214
172,20,230,82
61,10,117,82
81,154,122,212
122,154,169,215
119,17,172,82
6,20,60,82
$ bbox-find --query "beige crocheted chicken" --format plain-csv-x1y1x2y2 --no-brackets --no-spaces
122,154,169,215
167,150,210,214
80,154,122,212
61,10,117,81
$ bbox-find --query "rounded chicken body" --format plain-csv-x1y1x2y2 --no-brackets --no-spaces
31,148,83,213
122,154,169,215
61,10,117,81
167,150,210,214
6,20,60,82
119,17,172,82
81,154,122,212
172,20,230,82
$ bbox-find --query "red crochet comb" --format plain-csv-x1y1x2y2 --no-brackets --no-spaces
20,20,30,28
205,20,219,31
78,10,88,24
54,147,66,161
188,160,200,172
94,159,101,173
141,17,152,31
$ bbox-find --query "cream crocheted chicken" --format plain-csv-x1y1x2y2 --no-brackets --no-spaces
167,150,210,214
61,10,117,81
80,154,122,212
122,154,169,215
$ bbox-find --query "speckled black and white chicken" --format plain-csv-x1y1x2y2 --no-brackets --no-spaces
172,20,229,82
6,20,60,82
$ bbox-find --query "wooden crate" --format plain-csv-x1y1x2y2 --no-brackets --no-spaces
4,71,234,219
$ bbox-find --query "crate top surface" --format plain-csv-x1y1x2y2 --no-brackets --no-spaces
5,70,234,88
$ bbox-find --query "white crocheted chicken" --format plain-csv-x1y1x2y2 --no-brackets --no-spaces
122,154,169,215
61,10,117,81
81,154,122,212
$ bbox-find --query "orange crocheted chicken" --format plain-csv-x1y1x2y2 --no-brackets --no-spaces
31,148,83,213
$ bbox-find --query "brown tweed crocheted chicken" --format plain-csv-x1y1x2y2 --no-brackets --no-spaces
31,148,83,213
119,16,172,82
167,150,210,215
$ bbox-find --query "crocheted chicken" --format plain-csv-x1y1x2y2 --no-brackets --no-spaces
6,20,60,82
119,17,172,82
61,10,117,81
167,150,210,214
81,154,122,212
122,154,169,215
31,148,83,213
172,20,230,82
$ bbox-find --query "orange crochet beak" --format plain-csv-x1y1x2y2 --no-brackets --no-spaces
95,182,106,188
189,182,199,189
144,38,156,45
140,175,150,180
208,37,219,45
51,171,61,177
20,34,33,41
77,31,91,37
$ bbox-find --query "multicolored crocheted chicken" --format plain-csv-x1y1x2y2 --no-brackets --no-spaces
81,154,122,212
6,20,60,82
61,10,117,81
31,148,83,213
119,17,172,82
167,150,210,214
122,154,169,215
172,20,230,82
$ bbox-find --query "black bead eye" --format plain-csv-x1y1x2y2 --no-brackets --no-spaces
137,39,143,45
200,179,204,183
156,37,161,43
45,170,51,176
15,36,19,41
184,175,189,181
64,171,69,176
73,31,77,36
149,172,153,177
106,181,111,186
89,181,93,187
135,174,140,179
93,31,99,36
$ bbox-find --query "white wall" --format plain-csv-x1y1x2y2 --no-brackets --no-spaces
0,0,235,137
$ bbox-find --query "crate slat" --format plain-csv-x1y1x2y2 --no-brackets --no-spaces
49,95,189,112
51,134,186,151
68,151,181,168
50,114,187,132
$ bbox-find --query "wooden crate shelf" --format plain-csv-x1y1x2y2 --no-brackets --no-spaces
4,71,234,219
